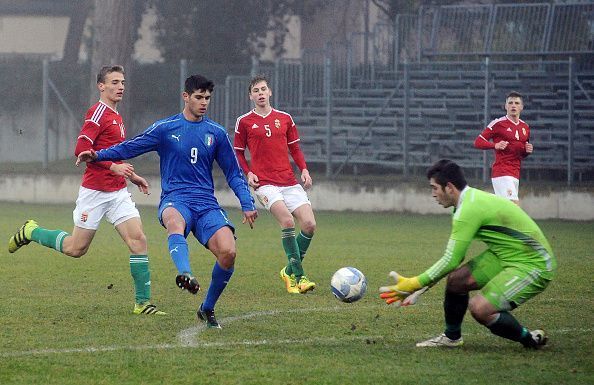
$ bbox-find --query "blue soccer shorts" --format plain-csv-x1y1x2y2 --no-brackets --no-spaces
158,201,235,247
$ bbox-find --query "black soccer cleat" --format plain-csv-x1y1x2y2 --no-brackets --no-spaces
197,304,221,329
176,273,200,294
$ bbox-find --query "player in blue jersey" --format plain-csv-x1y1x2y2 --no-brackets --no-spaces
77,74,258,328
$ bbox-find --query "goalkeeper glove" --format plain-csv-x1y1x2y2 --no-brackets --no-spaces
379,271,423,305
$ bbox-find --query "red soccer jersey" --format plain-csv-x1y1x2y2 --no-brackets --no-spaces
74,101,127,191
234,108,307,187
474,115,530,179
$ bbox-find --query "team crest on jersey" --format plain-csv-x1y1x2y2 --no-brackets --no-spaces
274,119,280,129
204,134,214,147
522,127,526,136
81,212,89,222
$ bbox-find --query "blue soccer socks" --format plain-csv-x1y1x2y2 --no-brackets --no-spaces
202,262,234,311
168,233,192,275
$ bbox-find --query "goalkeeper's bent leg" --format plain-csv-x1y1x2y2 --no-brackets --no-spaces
444,291,469,340
486,311,538,347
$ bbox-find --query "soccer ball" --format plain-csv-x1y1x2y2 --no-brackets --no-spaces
331,267,367,303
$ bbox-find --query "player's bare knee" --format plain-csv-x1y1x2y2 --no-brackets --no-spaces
126,234,147,255
280,218,295,229
301,219,316,235
217,248,236,269
445,272,468,294
64,246,88,258
468,297,492,325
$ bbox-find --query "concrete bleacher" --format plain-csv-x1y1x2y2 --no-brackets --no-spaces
291,65,593,177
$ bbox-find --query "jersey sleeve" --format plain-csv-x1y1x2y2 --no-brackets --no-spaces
288,141,307,171
522,125,531,158
233,117,250,174
217,131,256,211
417,202,482,286
474,126,495,150
75,119,113,169
96,122,161,161
286,117,307,170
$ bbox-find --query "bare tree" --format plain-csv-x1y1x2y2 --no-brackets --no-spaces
62,0,91,65
89,0,144,121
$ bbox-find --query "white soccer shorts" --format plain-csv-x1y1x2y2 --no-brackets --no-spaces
254,184,311,212
491,176,520,201
73,186,140,230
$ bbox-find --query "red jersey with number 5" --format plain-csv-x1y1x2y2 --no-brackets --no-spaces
234,108,307,187
474,115,530,179
74,101,127,191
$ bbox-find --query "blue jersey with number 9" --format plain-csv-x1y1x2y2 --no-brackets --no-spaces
96,113,255,212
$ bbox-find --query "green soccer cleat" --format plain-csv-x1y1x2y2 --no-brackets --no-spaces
8,220,38,253
297,275,316,294
133,303,167,315
280,267,300,294
416,334,464,348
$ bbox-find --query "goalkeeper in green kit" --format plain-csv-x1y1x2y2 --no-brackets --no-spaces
380,159,556,349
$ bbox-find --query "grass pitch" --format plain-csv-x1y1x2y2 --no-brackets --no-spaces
0,202,592,385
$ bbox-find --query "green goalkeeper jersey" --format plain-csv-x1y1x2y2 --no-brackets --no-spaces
418,187,556,287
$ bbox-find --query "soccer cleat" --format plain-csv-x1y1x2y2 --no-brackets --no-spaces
133,303,167,315
416,334,464,348
280,267,300,294
524,329,548,349
297,275,316,294
176,273,200,294
197,304,221,329
8,220,38,253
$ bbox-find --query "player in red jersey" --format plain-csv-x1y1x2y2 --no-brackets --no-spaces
474,91,533,205
8,66,165,315
234,75,316,294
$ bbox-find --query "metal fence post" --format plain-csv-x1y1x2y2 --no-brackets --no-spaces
179,59,187,111
346,41,352,91
403,61,409,176
394,15,400,74
416,7,423,63
568,57,575,186
42,59,49,169
224,76,231,131
274,59,280,107
325,57,333,178
298,58,304,109
483,56,491,183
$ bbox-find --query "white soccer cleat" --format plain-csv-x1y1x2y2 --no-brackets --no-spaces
416,333,463,348
527,329,548,349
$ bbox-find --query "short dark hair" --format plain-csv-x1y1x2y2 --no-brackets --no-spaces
185,74,214,94
506,91,523,101
248,75,269,94
97,65,124,84
426,159,467,190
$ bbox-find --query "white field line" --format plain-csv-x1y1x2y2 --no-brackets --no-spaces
178,305,372,346
1,305,592,358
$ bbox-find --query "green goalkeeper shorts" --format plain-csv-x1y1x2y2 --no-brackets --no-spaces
467,250,553,311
